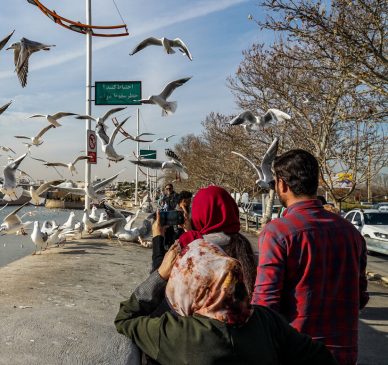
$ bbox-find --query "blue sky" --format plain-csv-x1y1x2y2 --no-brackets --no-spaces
0,0,269,182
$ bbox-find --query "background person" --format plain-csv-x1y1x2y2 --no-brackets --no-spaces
251,149,369,365
115,240,338,365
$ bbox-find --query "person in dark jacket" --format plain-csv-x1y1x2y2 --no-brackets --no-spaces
115,236,338,365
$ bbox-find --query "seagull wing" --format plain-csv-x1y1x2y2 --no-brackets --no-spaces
166,134,176,140
17,56,29,87
35,124,54,139
88,218,124,232
35,179,64,196
137,133,155,137
50,185,85,196
14,135,30,140
261,138,279,183
110,119,127,145
96,125,110,145
3,202,29,225
0,101,12,116
172,38,193,60
51,112,77,119
229,111,256,125
118,135,135,145
231,151,263,180
101,107,127,122
159,77,192,99
72,156,90,166
76,114,97,121
0,30,14,51
30,156,47,163
29,114,46,119
92,171,123,192
4,153,28,186
139,99,154,104
129,37,162,55
150,138,162,144
130,160,163,169
44,162,68,168
267,109,291,122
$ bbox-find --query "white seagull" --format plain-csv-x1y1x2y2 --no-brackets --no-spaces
96,119,127,162
129,159,187,174
0,202,32,235
118,131,155,144
6,38,55,87
130,37,193,61
31,221,48,254
44,155,91,176
229,109,291,132
50,171,123,203
150,135,176,144
22,179,63,205
0,101,12,117
76,107,127,128
0,153,28,200
140,77,191,116
0,30,14,51
29,112,77,128
14,124,54,146
0,145,16,154
231,137,279,189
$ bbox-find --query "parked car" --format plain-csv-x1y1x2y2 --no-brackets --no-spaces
373,202,388,212
239,202,263,220
344,209,388,255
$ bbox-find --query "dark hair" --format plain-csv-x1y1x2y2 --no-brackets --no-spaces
177,190,193,204
224,233,256,299
165,184,173,189
316,195,327,205
274,149,319,197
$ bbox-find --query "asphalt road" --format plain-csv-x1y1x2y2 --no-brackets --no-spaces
366,252,388,279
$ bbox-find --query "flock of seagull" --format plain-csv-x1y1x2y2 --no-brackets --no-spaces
0,23,292,254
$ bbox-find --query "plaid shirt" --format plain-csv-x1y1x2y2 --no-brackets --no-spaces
251,200,369,365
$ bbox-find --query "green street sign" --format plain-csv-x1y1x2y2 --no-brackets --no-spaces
140,149,157,159
95,81,142,105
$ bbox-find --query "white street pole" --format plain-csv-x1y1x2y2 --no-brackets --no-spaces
84,0,92,212
135,108,139,205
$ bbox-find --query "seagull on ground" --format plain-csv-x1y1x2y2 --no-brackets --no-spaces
14,124,54,146
22,179,63,205
76,107,127,128
150,135,176,144
6,38,55,87
140,77,191,116
0,153,28,200
28,112,77,128
50,171,123,204
96,119,127,163
0,146,16,154
0,202,32,235
229,109,291,132
130,37,192,61
0,30,14,51
31,221,48,254
0,101,12,117
44,155,90,176
231,138,279,189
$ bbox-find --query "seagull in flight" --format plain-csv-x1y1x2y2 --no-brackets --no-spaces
229,109,291,133
150,135,176,144
0,101,12,117
0,145,16,154
0,153,28,201
50,171,123,203
76,107,127,128
0,30,14,51
96,118,128,163
140,77,191,116
130,158,187,174
28,112,77,128
6,37,55,87
231,138,279,189
14,124,54,146
130,37,193,61
22,179,63,205
118,131,155,144
44,155,91,176
0,202,32,236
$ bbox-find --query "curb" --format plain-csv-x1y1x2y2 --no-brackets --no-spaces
367,271,388,286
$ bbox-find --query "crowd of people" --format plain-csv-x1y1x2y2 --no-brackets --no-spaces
114,149,369,365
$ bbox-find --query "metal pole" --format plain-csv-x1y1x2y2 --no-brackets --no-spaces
147,145,150,188
135,108,139,205
84,0,92,212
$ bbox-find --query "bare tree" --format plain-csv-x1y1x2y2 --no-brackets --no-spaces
228,43,387,206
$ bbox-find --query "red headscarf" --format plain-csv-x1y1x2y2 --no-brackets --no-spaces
179,186,240,247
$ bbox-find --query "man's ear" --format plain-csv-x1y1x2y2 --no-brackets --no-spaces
279,179,288,194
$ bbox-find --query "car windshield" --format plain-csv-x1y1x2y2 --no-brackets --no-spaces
364,213,388,225
251,203,262,212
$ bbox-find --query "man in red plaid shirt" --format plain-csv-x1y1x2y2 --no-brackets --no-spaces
252,149,369,365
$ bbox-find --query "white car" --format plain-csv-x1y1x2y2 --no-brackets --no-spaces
344,209,388,242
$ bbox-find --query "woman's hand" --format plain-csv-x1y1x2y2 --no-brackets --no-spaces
158,242,180,280
152,210,165,237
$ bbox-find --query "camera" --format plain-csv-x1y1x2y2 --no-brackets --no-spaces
159,210,185,226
